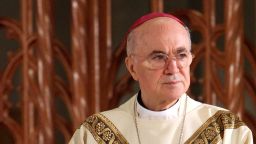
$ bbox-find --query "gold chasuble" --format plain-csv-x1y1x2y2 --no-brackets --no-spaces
69,94,253,144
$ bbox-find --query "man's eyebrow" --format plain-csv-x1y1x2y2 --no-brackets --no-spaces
148,48,189,56
149,50,167,55
175,47,189,53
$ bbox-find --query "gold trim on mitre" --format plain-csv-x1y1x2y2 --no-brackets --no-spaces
185,110,245,144
83,113,129,144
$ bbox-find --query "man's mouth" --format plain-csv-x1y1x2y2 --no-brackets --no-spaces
163,81,181,85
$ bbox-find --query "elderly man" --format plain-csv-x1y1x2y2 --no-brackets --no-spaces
69,13,253,144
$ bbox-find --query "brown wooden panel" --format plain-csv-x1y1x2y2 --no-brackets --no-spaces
70,0,88,128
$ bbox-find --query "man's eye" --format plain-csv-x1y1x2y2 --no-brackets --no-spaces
177,53,188,59
151,54,167,60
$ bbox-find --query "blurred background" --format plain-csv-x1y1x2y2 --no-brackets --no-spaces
0,0,255,143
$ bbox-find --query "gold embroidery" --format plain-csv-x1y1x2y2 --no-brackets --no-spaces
83,113,129,144
185,110,245,144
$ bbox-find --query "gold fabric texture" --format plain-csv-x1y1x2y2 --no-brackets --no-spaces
83,114,129,144
185,110,245,144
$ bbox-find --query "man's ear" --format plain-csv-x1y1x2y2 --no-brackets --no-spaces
125,57,138,81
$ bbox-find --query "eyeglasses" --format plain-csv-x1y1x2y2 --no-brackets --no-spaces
131,51,192,70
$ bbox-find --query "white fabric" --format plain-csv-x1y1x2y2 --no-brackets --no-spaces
137,93,183,119
69,93,254,144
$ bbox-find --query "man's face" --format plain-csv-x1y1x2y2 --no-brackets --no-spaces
126,18,192,110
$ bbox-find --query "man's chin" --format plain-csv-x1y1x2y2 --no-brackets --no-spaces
161,88,184,99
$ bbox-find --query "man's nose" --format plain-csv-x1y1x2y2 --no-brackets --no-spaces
164,59,179,74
